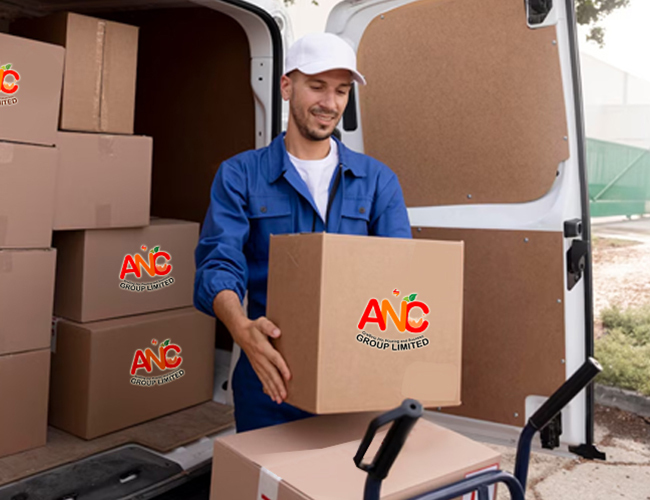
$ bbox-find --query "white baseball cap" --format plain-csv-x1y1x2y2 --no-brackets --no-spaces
284,33,367,86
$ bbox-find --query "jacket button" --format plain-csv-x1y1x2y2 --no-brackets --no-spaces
260,206,267,213
359,207,366,214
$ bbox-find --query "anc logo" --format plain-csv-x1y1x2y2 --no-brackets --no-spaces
119,245,175,292
0,63,20,107
130,338,185,387
356,288,431,351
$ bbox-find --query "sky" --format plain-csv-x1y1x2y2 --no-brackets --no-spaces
287,0,650,83
577,0,650,82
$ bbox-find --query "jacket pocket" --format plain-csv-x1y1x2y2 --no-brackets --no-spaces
340,197,371,235
247,196,293,259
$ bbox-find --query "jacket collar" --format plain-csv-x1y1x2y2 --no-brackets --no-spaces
267,131,367,183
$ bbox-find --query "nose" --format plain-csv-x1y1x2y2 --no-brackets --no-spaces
319,89,337,112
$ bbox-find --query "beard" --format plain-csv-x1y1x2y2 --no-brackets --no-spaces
290,100,340,142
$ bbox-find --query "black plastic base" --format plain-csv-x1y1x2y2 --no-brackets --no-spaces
569,443,607,461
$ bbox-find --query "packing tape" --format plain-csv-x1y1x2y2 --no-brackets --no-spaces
0,251,13,273
0,215,7,247
257,467,281,500
96,203,112,227
94,20,107,131
98,134,116,157
0,142,14,163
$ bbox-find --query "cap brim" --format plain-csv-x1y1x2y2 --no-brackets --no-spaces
287,61,367,86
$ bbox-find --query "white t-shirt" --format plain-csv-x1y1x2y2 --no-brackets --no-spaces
287,138,339,221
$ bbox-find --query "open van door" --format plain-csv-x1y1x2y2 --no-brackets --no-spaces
326,0,603,458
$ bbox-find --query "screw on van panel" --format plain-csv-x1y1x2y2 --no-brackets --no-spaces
417,227,422,232
563,136,568,141
552,40,557,45
557,299,562,303
514,412,519,418
380,14,385,19
561,359,566,364
524,237,529,243
467,194,472,199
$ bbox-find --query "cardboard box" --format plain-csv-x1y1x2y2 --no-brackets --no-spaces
53,218,198,322
0,32,64,145
267,233,464,414
49,307,215,439
0,249,56,356
0,349,50,458
0,141,57,248
54,132,152,230
11,12,138,134
211,412,500,500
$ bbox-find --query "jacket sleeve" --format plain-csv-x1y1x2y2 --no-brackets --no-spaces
193,160,249,317
369,169,412,239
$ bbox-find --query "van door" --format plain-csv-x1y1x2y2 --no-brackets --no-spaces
327,0,602,458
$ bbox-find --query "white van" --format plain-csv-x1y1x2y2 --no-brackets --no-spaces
0,0,602,496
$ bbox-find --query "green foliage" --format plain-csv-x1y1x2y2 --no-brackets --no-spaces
596,304,650,396
576,0,630,47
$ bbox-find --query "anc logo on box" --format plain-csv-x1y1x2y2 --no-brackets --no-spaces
0,63,20,107
130,338,185,387
356,288,431,351
119,245,175,292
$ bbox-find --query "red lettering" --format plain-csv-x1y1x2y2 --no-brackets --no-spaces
130,350,150,375
120,255,140,279
135,253,156,277
358,298,387,331
405,301,430,333
164,345,182,369
152,251,172,276
1,70,19,94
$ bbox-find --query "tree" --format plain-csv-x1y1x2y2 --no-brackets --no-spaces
575,0,630,47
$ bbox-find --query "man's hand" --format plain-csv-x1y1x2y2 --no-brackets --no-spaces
232,316,292,405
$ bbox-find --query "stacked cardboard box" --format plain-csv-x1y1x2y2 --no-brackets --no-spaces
11,13,215,440
0,32,63,458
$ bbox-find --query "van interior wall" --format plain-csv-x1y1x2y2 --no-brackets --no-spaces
94,6,255,351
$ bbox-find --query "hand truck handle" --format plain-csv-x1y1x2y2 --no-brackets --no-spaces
529,357,602,431
354,399,423,481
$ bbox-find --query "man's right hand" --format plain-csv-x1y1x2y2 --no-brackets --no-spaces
232,316,292,405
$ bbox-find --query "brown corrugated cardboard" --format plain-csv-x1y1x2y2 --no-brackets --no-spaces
211,413,500,500
0,349,50,458
0,249,56,356
0,141,57,248
54,132,152,230
0,32,64,145
49,307,215,439
267,233,464,414
53,218,198,322
11,12,138,134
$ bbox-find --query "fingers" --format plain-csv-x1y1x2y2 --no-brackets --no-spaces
256,317,281,339
269,349,292,383
256,356,286,404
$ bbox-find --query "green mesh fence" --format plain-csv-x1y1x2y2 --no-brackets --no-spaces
587,138,650,217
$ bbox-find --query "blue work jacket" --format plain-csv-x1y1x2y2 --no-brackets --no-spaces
193,131,411,431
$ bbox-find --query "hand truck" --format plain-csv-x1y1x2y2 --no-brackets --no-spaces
354,357,602,500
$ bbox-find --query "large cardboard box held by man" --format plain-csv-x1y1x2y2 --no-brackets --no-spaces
53,218,198,322
0,32,64,145
211,412,500,500
11,12,138,134
49,307,215,439
267,233,464,414
0,142,57,248
54,132,152,230
0,349,50,458
0,249,56,356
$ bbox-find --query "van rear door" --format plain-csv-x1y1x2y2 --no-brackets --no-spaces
327,0,602,458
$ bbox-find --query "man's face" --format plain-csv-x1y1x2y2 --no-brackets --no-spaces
281,69,353,141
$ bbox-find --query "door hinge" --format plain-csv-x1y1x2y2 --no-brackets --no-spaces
567,239,588,291
540,411,562,450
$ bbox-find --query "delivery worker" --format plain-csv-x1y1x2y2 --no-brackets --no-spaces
193,33,411,432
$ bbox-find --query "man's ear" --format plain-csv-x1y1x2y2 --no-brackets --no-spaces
280,74,292,101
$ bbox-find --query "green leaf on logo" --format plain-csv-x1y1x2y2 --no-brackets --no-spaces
5,64,11,70
162,339,171,347
403,296,410,302
0,66,5,70
409,293,417,301
153,246,160,253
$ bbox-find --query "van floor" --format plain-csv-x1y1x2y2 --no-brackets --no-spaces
0,401,234,487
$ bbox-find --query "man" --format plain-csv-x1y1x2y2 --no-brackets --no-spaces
194,33,411,432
